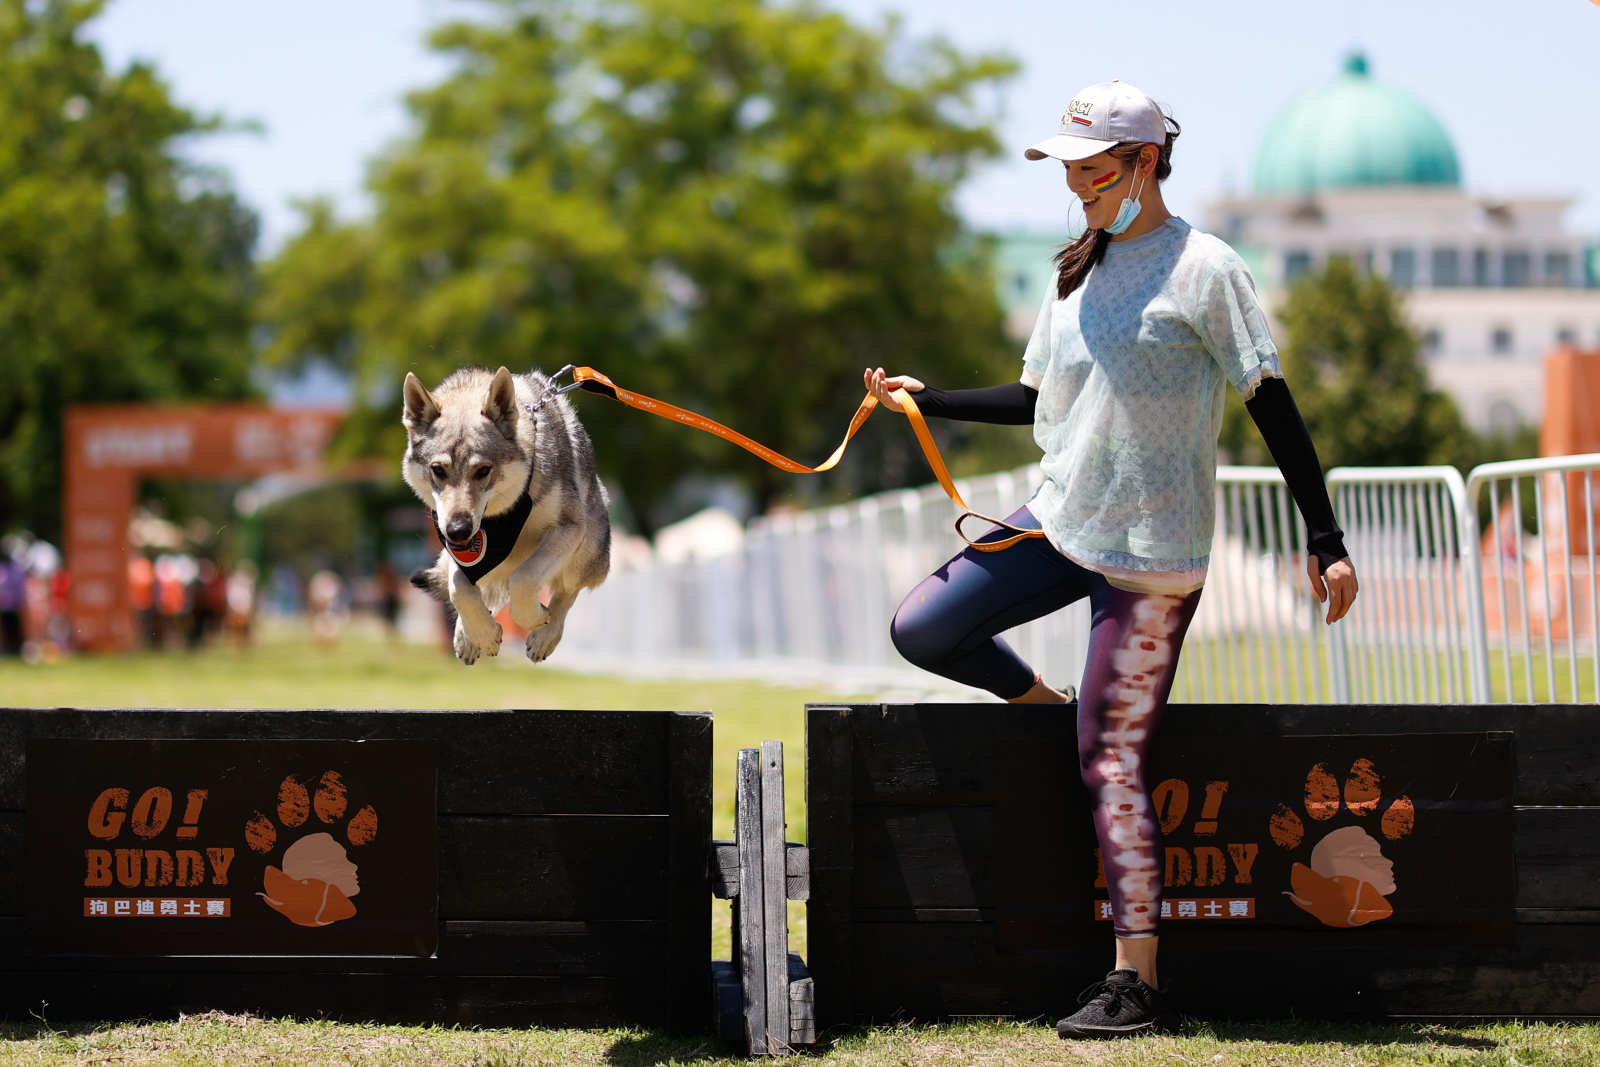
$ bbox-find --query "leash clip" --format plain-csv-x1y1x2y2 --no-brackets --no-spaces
522,364,583,415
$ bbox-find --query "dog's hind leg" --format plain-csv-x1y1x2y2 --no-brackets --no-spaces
525,585,579,664
507,520,582,632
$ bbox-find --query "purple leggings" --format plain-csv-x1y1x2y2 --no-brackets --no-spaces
890,504,1202,937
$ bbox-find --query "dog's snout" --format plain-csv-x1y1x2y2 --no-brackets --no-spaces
444,516,475,544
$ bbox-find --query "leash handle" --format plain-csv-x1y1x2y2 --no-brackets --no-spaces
897,391,1047,554
570,366,1046,553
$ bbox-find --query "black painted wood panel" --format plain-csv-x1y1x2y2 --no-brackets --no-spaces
0,708,712,1032
808,702,1600,1025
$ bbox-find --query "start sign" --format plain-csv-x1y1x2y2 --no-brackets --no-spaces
26,739,437,956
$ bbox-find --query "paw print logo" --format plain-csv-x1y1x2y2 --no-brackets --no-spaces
1268,759,1415,928
243,772,377,928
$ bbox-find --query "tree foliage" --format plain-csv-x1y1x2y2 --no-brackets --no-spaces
0,0,261,541
260,0,1022,532
1219,256,1472,470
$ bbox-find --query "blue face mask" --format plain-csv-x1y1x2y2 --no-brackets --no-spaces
1104,166,1148,235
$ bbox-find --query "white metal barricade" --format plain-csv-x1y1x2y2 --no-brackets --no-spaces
558,457,1600,704
1464,453,1600,704
1322,466,1478,705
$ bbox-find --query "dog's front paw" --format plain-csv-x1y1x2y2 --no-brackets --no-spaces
452,617,502,665
524,620,565,664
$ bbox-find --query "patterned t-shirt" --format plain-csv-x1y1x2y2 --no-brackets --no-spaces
1021,217,1282,591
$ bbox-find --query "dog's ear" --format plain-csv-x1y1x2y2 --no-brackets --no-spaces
402,372,441,431
483,366,519,438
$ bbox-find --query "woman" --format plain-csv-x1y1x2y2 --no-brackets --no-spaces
863,79,1358,1039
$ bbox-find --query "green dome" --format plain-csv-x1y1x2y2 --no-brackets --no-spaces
1253,54,1461,194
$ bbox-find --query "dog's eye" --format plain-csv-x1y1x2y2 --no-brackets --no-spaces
472,465,492,482
429,463,447,480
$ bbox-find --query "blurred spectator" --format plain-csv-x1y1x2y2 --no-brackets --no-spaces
128,554,157,646
154,554,196,649
307,569,346,647
46,565,70,651
0,541,25,656
375,561,402,639
225,560,258,648
183,558,229,649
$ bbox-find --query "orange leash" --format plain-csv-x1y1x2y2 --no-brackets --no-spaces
570,366,1045,553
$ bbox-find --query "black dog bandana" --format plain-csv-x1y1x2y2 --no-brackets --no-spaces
429,473,536,585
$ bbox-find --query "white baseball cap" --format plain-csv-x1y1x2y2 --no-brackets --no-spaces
1024,80,1168,162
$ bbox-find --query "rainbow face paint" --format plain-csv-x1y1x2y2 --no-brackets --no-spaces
1091,170,1125,194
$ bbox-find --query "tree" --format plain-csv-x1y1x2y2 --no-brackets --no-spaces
259,0,1023,533
0,0,260,542
1219,256,1472,470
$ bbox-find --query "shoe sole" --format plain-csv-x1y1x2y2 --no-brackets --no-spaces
1056,1019,1160,1039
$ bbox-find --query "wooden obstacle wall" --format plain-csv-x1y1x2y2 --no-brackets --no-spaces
0,708,710,1030
807,702,1600,1024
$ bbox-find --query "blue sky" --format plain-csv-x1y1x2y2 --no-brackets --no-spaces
89,0,1600,258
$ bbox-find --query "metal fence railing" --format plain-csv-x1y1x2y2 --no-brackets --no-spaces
1466,454,1600,703
559,455,1600,704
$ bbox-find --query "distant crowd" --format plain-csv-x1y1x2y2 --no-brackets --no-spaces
0,534,68,661
0,531,410,660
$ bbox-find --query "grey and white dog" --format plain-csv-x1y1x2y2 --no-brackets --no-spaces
402,365,610,666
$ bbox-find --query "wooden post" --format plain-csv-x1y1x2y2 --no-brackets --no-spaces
759,740,790,1053
735,748,768,1054
710,743,815,1055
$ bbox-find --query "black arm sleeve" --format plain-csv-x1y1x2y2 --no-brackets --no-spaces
909,381,1038,425
1244,376,1349,574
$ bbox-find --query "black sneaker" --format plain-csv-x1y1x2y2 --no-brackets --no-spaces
1055,968,1165,1039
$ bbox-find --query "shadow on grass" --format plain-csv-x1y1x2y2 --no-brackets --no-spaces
601,1030,742,1066
0,1018,121,1041
1176,1017,1499,1050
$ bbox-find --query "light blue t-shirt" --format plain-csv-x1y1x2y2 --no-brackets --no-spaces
1021,217,1282,588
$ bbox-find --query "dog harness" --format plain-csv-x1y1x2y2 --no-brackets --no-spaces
429,470,536,585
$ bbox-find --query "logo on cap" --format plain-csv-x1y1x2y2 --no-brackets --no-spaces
447,529,487,567
1067,98,1095,126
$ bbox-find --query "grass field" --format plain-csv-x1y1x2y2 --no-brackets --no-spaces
3,623,1598,1065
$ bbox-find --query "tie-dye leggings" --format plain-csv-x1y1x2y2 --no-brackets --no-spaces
890,504,1202,938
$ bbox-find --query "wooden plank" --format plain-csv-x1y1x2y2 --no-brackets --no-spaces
0,813,17,916
0,812,672,919
850,807,996,910
0,708,704,815
439,816,669,919
786,844,809,901
439,920,670,975
834,704,1600,808
805,705,856,1030
844,806,1600,915
735,748,767,1054
0,917,669,975
1510,807,1600,910
664,710,712,1033
787,951,815,1046
759,740,790,1054
711,841,739,898
711,959,742,1042
843,920,1600,1020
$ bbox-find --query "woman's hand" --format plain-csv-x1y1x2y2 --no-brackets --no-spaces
864,367,925,414
1308,556,1358,624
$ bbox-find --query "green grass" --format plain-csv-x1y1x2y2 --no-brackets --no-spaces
4,625,1599,1064
1174,635,1598,704
4,1013,1600,1065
